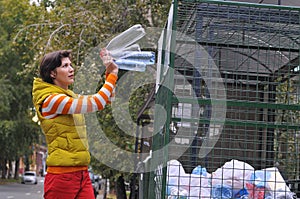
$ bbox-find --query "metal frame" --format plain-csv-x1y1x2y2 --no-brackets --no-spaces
139,0,300,198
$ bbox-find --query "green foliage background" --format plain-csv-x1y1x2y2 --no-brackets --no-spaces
0,0,171,194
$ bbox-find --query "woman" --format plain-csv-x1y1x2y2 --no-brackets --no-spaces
32,48,118,199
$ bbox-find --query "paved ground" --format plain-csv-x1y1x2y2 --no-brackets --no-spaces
97,194,103,199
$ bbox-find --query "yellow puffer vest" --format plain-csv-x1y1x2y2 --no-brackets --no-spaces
32,78,90,166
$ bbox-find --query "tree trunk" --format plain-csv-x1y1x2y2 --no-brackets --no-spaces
129,174,137,199
103,178,107,199
116,175,126,199
14,157,20,180
24,154,30,171
7,160,12,179
1,160,7,179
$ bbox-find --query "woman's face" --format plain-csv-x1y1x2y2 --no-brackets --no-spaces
51,57,74,89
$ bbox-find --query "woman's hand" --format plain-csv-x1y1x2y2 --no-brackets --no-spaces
100,48,118,75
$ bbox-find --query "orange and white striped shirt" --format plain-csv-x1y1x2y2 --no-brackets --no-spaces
41,73,117,119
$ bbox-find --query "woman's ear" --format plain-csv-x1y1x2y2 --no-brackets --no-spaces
50,71,56,79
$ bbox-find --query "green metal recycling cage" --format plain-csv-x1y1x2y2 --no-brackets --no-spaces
137,0,300,198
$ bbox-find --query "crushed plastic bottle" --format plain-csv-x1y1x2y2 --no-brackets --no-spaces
211,185,233,199
118,51,155,65
110,44,141,60
167,186,188,199
191,165,208,176
114,59,147,72
113,51,155,71
106,24,146,58
105,24,155,72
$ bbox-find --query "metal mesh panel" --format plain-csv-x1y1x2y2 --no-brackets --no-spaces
147,0,300,198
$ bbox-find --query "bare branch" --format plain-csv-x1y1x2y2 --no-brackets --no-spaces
145,6,154,27
13,22,60,42
77,28,86,66
44,23,71,53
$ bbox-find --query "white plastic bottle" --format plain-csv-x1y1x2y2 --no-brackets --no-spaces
168,187,188,199
114,59,146,72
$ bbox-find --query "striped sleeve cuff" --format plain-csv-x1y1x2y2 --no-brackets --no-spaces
106,73,118,84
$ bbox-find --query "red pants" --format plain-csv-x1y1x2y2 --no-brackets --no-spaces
44,170,94,199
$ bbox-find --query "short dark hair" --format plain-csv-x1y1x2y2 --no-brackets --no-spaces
39,50,72,84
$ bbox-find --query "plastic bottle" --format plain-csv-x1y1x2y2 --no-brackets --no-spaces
114,51,155,72
114,59,147,72
211,185,232,199
106,24,146,57
167,187,188,199
105,24,155,72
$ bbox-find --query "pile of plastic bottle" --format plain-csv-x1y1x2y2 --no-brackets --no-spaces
162,159,295,199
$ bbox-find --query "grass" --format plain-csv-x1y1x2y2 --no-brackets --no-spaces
0,178,19,185
107,194,116,199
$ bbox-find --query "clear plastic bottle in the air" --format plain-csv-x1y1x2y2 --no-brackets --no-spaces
106,24,155,72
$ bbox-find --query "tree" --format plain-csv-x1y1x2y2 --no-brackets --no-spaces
0,0,44,179
275,77,300,180
10,0,171,196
